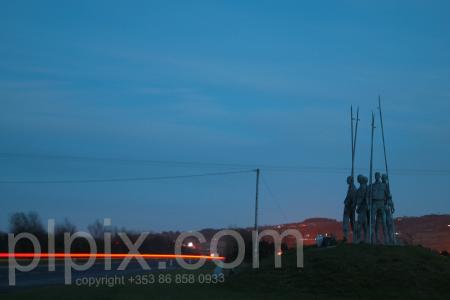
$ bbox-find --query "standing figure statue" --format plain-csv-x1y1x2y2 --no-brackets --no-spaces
382,174,395,244
343,176,356,242
354,175,369,243
371,172,389,244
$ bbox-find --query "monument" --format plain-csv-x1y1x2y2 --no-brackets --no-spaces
343,97,396,245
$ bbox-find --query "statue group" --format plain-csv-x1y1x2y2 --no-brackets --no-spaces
343,98,396,244
343,172,395,244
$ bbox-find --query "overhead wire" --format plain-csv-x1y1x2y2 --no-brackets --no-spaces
260,174,289,224
1,152,450,179
0,169,254,184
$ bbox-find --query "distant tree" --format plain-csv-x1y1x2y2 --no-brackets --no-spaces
55,218,77,236
88,219,105,239
9,212,46,252
87,221,119,238
9,212,46,236
50,218,77,251
0,231,7,252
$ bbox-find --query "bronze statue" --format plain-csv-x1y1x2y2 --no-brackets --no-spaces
371,172,389,244
382,174,395,244
343,176,356,242
355,174,369,243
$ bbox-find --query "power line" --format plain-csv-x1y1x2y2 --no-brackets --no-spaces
263,167,450,176
0,152,251,169
260,174,289,224
0,170,254,184
1,152,450,176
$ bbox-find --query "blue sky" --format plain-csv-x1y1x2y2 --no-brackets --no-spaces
1,1,449,231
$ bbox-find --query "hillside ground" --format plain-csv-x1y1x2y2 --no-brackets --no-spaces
2,244,450,300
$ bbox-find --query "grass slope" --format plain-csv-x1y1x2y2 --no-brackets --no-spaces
3,244,450,300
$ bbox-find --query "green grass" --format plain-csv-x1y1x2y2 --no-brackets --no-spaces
3,244,450,300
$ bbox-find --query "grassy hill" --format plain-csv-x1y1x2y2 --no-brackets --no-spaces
226,244,450,299
3,244,450,300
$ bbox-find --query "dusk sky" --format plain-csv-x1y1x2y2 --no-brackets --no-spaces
1,1,449,232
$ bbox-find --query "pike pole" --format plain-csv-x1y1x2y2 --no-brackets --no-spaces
351,106,355,180
378,96,389,179
350,106,360,181
378,96,396,243
369,112,375,244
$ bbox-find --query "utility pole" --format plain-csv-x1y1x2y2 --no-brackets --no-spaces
253,168,260,263
254,168,260,233
369,112,375,244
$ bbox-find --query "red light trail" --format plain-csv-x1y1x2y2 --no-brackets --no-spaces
0,253,225,260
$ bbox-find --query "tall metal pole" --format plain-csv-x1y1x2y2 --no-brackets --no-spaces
378,96,389,178
352,107,359,180
254,168,260,233
378,96,395,243
351,106,355,180
369,112,375,244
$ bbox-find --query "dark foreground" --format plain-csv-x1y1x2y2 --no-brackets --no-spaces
1,244,450,300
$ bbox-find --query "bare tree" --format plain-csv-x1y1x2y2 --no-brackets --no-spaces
88,219,104,239
55,218,77,236
9,212,46,235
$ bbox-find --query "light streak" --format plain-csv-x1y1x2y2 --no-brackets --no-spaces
0,253,224,260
